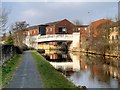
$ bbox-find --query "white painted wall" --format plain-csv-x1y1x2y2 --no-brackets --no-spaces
72,32,80,50
24,36,38,49
24,33,80,50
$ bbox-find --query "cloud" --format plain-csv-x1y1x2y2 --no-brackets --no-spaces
3,2,118,27
19,9,44,25
21,9,39,18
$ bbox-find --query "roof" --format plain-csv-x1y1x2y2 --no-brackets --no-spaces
26,25,39,30
45,20,61,26
76,25,89,27
26,24,49,31
45,19,71,26
90,19,113,28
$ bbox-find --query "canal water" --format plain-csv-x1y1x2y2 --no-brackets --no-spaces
41,50,120,88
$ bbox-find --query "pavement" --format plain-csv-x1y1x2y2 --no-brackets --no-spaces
8,51,44,88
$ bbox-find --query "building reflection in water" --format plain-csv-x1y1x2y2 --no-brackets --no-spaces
41,50,120,88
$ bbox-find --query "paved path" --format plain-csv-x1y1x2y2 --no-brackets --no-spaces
8,51,44,88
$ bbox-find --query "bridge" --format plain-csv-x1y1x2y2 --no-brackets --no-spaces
24,33,80,50
37,33,80,50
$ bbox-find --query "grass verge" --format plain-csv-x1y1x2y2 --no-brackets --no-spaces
1,54,22,88
32,51,79,89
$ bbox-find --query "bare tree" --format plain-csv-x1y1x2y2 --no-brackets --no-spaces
0,8,9,35
12,21,29,47
73,19,82,26
90,20,112,55
73,19,82,32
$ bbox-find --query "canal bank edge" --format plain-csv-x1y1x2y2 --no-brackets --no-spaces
31,50,85,89
69,49,120,58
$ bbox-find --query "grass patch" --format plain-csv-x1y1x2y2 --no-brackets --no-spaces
32,51,78,89
1,54,22,88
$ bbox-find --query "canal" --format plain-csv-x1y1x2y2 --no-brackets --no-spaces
41,50,120,88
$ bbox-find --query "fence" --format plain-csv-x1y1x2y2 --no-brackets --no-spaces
0,44,17,66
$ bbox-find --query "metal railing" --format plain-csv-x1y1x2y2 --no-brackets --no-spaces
38,34,73,42
38,34,73,38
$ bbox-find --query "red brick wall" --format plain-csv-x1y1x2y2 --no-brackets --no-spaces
46,19,75,34
29,28,39,36
55,19,75,34
46,25,55,34
80,27,89,41
90,19,113,37
24,27,39,36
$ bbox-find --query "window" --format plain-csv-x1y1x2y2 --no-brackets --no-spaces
114,27,116,31
116,35,118,40
34,30,36,34
32,31,34,34
62,28,66,32
111,28,114,32
46,28,48,32
78,28,80,30
112,36,114,40
28,32,30,35
58,27,67,34
110,28,112,30
50,28,52,32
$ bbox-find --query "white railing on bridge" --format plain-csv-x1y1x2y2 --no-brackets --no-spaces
38,34,73,42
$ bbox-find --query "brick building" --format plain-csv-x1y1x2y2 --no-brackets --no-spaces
23,25,39,49
89,19,113,37
109,21,120,51
24,25,39,36
38,19,75,50
45,19,75,34
88,19,113,50
75,25,89,49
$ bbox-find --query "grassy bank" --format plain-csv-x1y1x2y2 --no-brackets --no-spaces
32,51,78,89
1,54,22,88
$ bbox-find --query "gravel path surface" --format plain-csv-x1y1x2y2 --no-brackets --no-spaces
8,51,44,88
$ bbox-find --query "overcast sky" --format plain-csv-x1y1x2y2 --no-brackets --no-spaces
2,1,119,28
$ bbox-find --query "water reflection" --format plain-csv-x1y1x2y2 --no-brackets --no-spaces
42,50,120,88
42,50,72,62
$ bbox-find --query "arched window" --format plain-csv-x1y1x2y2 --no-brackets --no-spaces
116,35,118,40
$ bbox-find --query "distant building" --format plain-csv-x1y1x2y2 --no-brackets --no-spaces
89,19,113,37
24,25,39,36
109,21,120,51
75,25,89,49
88,19,113,50
23,25,39,49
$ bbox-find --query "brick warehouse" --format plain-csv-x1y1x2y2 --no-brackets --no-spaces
46,19,75,34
